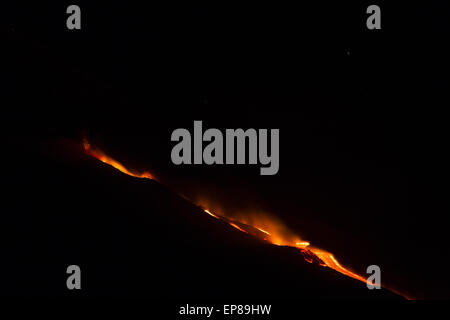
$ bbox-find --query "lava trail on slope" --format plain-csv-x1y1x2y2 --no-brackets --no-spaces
80,138,406,299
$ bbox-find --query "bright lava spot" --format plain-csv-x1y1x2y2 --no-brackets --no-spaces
295,241,310,248
256,227,271,235
309,249,368,283
83,139,154,180
204,209,220,219
229,222,249,234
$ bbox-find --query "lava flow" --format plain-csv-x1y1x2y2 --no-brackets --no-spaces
83,139,153,180
82,140,377,289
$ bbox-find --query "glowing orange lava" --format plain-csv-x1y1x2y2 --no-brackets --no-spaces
229,222,249,234
83,139,154,180
308,248,369,283
256,227,271,235
82,140,387,294
295,241,310,249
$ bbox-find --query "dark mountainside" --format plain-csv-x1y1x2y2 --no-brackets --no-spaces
2,137,402,299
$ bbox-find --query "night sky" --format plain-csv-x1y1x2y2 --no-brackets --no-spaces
3,1,450,302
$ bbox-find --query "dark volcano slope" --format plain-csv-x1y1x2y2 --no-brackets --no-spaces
3,138,403,299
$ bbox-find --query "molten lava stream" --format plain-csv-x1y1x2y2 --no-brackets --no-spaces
83,139,153,180
82,140,389,295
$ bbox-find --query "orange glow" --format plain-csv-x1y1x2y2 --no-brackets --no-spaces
308,248,369,284
82,139,403,297
295,241,310,248
256,227,271,235
229,222,249,234
83,139,154,180
204,209,220,219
